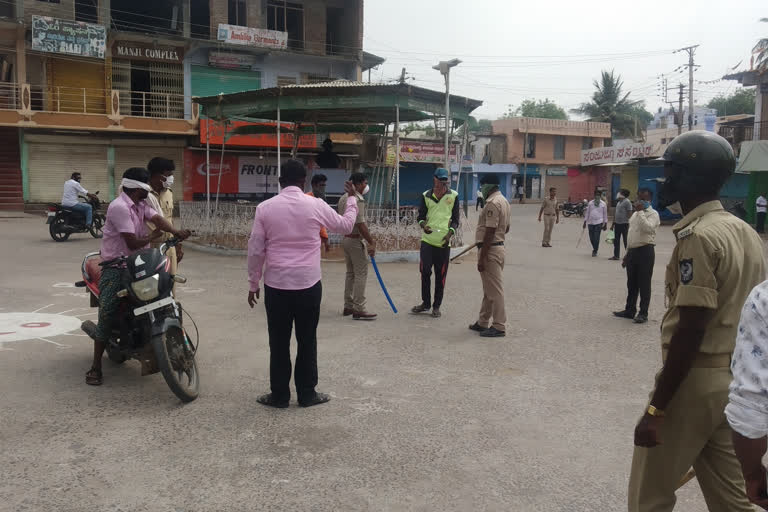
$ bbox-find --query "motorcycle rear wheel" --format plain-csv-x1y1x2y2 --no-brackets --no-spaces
152,327,199,403
106,346,127,364
89,215,104,239
562,210,572,217
49,216,71,242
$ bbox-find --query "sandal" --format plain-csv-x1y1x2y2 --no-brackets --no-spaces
411,303,430,314
85,367,103,386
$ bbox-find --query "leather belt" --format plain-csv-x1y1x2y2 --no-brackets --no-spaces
344,234,361,238
661,348,731,368
543,213,556,216
476,241,504,248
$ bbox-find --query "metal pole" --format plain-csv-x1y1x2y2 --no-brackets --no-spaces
523,121,528,202
277,100,281,194
678,83,684,136
444,70,450,169
205,121,211,221
688,48,695,132
214,122,226,214
395,104,400,226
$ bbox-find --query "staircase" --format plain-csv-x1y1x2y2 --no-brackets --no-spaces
0,128,23,211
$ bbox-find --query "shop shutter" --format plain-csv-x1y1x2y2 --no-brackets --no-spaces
28,144,109,203
191,65,261,97
114,146,184,201
49,58,106,114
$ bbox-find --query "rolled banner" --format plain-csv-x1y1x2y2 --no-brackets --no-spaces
370,255,397,314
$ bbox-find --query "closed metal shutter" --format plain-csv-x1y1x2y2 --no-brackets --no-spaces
114,146,184,201
28,144,109,203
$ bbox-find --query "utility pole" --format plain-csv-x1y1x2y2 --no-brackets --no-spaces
398,67,406,84
677,83,685,136
674,45,699,131
433,59,461,170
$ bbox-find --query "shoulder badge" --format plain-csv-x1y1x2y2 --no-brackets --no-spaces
676,218,700,240
680,259,693,284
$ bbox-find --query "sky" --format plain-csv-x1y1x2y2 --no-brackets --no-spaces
362,0,767,121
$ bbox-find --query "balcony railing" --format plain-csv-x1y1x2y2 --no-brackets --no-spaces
719,121,768,151
0,82,187,119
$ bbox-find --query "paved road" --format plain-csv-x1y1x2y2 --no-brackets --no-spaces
0,205,741,511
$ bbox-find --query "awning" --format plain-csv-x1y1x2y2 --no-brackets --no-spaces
736,141,768,173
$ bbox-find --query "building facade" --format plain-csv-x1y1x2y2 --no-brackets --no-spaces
492,117,611,200
0,0,369,209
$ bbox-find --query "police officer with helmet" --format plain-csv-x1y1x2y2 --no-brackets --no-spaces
628,131,766,511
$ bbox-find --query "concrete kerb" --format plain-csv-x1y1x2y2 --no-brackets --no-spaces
185,240,475,263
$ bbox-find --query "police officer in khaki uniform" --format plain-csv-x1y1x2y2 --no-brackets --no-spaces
538,186,559,247
469,174,510,338
628,131,766,512
146,157,181,275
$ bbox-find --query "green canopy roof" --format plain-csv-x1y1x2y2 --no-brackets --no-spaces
194,81,483,126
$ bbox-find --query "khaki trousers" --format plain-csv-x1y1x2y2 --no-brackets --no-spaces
477,246,506,330
628,366,752,512
542,214,555,244
342,237,368,311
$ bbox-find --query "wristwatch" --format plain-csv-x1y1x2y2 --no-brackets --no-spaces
646,405,665,417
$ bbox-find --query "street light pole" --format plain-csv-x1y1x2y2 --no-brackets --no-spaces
433,59,461,171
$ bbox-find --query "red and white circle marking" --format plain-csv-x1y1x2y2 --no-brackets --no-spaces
0,312,82,343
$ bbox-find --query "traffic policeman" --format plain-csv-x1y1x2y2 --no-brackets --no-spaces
411,168,460,318
469,174,509,338
628,131,765,511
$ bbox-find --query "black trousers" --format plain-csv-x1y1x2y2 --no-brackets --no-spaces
476,198,484,211
625,245,655,316
264,281,322,402
757,212,766,234
588,224,602,253
613,223,629,258
420,241,451,308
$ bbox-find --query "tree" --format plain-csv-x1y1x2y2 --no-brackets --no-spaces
502,98,568,120
571,70,650,139
754,18,768,71
706,88,756,116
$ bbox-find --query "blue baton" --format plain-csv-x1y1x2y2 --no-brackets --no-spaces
370,255,398,314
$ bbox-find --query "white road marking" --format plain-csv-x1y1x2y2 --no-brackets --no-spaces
36,337,70,348
31,304,55,313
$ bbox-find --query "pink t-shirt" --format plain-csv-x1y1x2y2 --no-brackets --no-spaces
100,192,159,261
248,186,359,291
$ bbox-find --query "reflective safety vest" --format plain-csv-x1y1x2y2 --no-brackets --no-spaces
421,189,458,248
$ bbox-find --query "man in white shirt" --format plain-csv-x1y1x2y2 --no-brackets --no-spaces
583,190,608,257
614,188,660,324
755,192,766,233
726,280,768,510
61,172,97,227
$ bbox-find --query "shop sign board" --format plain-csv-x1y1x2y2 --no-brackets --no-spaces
387,141,458,164
209,51,256,70
114,41,184,63
580,142,656,166
217,24,288,50
200,120,318,148
31,16,106,59
238,156,280,194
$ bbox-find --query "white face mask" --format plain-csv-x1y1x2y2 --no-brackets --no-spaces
616,193,623,200
164,175,174,188
362,184,370,195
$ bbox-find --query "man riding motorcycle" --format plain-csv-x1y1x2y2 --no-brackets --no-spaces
80,167,190,386
62,172,99,228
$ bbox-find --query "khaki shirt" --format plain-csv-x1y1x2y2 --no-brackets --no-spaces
146,188,174,244
541,197,558,215
475,190,509,243
337,193,366,235
661,200,765,354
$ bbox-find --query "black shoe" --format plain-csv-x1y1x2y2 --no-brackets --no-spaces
411,303,430,314
431,307,441,318
609,256,620,260
592,251,597,257
468,322,488,332
479,327,506,337
298,392,331,408
613,310,636,319
634,314,648,324
257,393,289,409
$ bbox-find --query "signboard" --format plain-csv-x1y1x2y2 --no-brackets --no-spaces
387,141,459,164
200,120,319,148
545,167,567,176
184,151,239,198
580,142,656,166
114,41,184,63
217,24,288,50
209,51,256,70
31,16,106,59
238,156,279,194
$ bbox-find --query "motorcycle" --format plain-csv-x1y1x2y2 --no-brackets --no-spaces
75,237,200,402
727,201,747,220
47,193,105,242
561,199,587,217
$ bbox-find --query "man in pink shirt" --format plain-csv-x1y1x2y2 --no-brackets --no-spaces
81,167,190,386
247,159,359,408
582,190,608,257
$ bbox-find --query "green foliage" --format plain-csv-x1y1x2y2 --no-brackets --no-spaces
502,98,568,120
571,70,651,139
706,88,756,116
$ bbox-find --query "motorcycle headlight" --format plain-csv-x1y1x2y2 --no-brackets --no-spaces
131,274,160,301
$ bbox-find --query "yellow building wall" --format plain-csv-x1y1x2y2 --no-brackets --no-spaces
619,167,639,199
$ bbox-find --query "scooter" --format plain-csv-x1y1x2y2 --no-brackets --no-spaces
47,193,105,242
75,237,200,402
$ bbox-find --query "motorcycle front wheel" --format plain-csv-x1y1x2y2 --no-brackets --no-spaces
89,215,104,238
49,216,71,242
562,210,572,217
152,327,199,403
